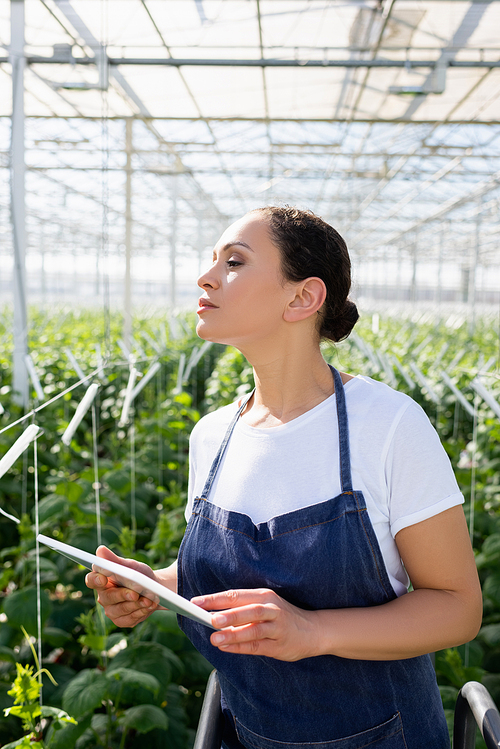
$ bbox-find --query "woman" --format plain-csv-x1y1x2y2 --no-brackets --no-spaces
87,207,482,749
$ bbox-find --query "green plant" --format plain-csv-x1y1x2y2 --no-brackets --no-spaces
2,307,500,747
3,627,77,749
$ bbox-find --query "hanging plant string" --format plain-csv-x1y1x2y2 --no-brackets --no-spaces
92,399,102,548
130,421,136,542
34,432,43,707
0,364,107,437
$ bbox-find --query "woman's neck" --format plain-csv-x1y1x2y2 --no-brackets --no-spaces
240,345,337,428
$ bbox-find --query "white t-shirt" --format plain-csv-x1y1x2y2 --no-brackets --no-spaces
186,375,463,596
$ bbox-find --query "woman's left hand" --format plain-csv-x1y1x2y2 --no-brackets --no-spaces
191,588,317,662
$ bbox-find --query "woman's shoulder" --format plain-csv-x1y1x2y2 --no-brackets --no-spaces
347,374,416,409
190,399,242,441
346,374,429,432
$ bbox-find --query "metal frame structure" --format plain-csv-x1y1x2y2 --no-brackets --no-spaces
192,676,500,749
1,0,500,401
453,681,500,748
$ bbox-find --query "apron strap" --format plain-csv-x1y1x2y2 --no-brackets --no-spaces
329,365,354,493
200,389,254,499
201,367,353,499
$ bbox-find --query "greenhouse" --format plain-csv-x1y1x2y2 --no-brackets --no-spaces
1,1,500,748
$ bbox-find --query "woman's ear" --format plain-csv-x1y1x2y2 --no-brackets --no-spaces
283,277,327,323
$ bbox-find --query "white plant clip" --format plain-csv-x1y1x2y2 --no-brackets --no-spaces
65,348,86,381
24,355,44,401
408,362,440,404
95,344,108,382
142,331,161,354
173,354,186,394
184,341,212,381
390,356,415,390
61,383,100,446
0,424,42,480
439,371,475,418
432,343,449,371
0,506,20,524
470,377,500,420
131,362,161,401
117,339,131,361
447,349,466,374
118,368,139,427
169,316,180,341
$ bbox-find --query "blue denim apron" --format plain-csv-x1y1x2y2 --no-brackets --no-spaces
178,367,450,749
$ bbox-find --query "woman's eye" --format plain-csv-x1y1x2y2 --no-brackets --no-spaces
226,260,242,268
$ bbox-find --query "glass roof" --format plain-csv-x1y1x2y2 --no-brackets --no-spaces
1,0,499,306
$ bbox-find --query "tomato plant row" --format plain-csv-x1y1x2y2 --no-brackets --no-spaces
0,306,498,748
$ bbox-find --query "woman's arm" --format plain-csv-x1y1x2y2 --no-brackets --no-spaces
85,546,178,628
193,506,482,661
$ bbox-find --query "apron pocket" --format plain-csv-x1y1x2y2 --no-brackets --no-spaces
234,712,407,749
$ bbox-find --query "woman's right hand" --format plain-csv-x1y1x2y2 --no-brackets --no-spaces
85,546,160,627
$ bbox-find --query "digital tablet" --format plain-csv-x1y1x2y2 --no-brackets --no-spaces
37,534,215,629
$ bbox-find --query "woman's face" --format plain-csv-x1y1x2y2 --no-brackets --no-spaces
196,213,295,350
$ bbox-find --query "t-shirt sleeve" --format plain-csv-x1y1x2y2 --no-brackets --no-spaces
384,401,464,537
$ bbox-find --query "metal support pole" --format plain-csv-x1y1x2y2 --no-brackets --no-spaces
124,118,133,350
170,176,178,310
468,195,482,336
411,234,418,303
10,0,28,407
197,214,204,278
40,223,46,306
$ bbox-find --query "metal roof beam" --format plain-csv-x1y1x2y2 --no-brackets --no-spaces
349,155,463,247
379,171,500,245
8,115,500,124
48,0,226,219
8,56,500,68
137,0,248,209
400,1,490,118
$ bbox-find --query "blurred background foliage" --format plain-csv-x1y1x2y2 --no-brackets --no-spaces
0,306,499,747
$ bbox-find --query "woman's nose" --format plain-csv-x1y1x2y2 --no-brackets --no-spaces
197,265,219,289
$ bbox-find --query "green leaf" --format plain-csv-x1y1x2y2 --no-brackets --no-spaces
45,713,92,749
103,469,131,492
7,663,41,704
41,705,77,724
119,704,168,733
479,624,500,648
105,667,160,696
483,573,500,607
3,587,53,636
90,712,109,736
35,494,69,524
5,703,41,720
1,737,37,749
438,685,458,710
61,669,109,717
0,646,17,663
174,392,192,407
55,481,84,503
42,627,72,648
78,633,107,652
108,642,182,687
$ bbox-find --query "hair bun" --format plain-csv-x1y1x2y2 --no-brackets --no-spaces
321,299,359,343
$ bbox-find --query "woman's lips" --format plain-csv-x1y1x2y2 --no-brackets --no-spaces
197,298,218,314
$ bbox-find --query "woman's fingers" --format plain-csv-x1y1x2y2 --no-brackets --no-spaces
84,546,160,627
85,570,112,590
192,588,316,661
192,588,274,612
101,596,158,627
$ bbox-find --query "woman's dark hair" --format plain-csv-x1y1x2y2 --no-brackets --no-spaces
253,206,359,343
